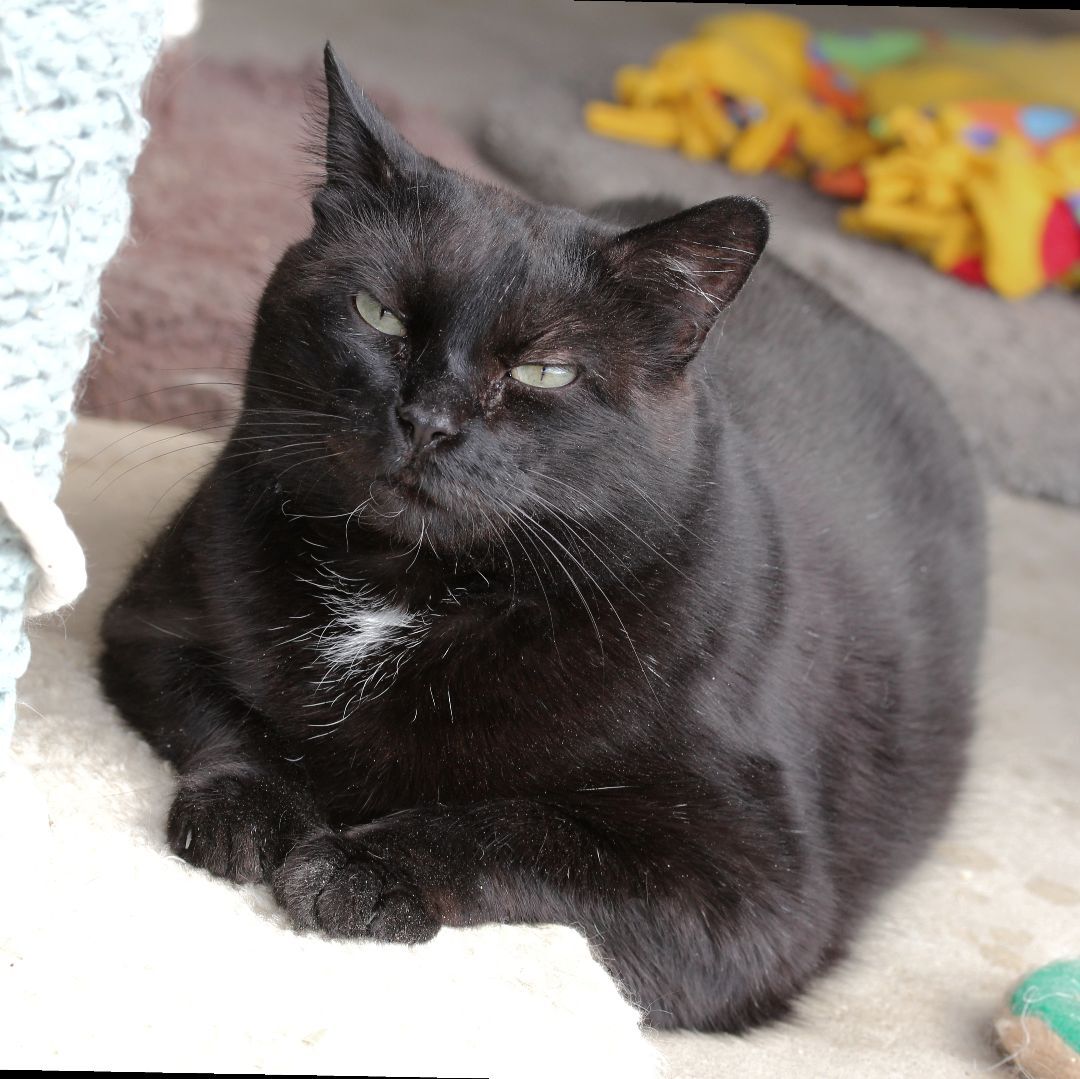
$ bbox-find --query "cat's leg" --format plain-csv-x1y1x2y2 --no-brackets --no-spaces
100,622,321,885
272,794,834,1032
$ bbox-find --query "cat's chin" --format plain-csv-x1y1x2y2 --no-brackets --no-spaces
362,476,496,552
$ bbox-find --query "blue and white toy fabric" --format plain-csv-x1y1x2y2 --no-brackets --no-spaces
0,0,163,771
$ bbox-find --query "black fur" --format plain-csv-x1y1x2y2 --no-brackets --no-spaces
99,45,985,1032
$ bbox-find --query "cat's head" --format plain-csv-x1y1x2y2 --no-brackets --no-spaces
243,44,767,560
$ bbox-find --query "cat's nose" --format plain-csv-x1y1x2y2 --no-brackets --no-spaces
397,403,459,452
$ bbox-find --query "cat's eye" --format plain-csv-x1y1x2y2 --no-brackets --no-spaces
354,290,406,337
509,363,578,389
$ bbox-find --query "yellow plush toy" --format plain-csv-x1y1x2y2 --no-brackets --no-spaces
584,13,1080,298
585,12,874,174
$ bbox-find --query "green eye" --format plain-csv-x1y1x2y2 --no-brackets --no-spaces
509,363,578,389
354,290,406,336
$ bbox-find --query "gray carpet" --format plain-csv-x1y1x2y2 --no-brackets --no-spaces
480,82,1080,507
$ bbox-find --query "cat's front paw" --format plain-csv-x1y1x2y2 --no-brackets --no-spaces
272,829,440,944
167,765,315,885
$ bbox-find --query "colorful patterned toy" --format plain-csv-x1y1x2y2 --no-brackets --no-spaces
584,13,1080,298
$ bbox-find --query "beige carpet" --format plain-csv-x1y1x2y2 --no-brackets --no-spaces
2,416,1078,1077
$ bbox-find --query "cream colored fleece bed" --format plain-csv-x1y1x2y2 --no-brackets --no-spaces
2,416,1078,1078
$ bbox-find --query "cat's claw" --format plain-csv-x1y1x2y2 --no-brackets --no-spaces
272,830,440,945
167,765,311,885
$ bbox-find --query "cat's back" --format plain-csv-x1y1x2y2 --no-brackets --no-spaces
705,253,986,755
711,254,984,584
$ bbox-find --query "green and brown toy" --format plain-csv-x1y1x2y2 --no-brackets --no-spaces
996,960,1080,1078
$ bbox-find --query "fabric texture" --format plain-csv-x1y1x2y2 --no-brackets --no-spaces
0,0,162,760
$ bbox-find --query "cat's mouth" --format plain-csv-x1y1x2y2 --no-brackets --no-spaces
387,466,444,510
364,469,505,551
368,472,460,537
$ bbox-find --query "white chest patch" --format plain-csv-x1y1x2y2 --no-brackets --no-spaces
318,597,425,674
297,568,433,723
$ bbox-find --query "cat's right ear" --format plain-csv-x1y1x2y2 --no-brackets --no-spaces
316,43,418,209
607,196,769,365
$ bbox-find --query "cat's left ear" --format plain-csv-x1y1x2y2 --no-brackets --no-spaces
608,196,769,362
317,43,420,206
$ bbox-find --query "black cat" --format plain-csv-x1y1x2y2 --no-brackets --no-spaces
99,45,985,1032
